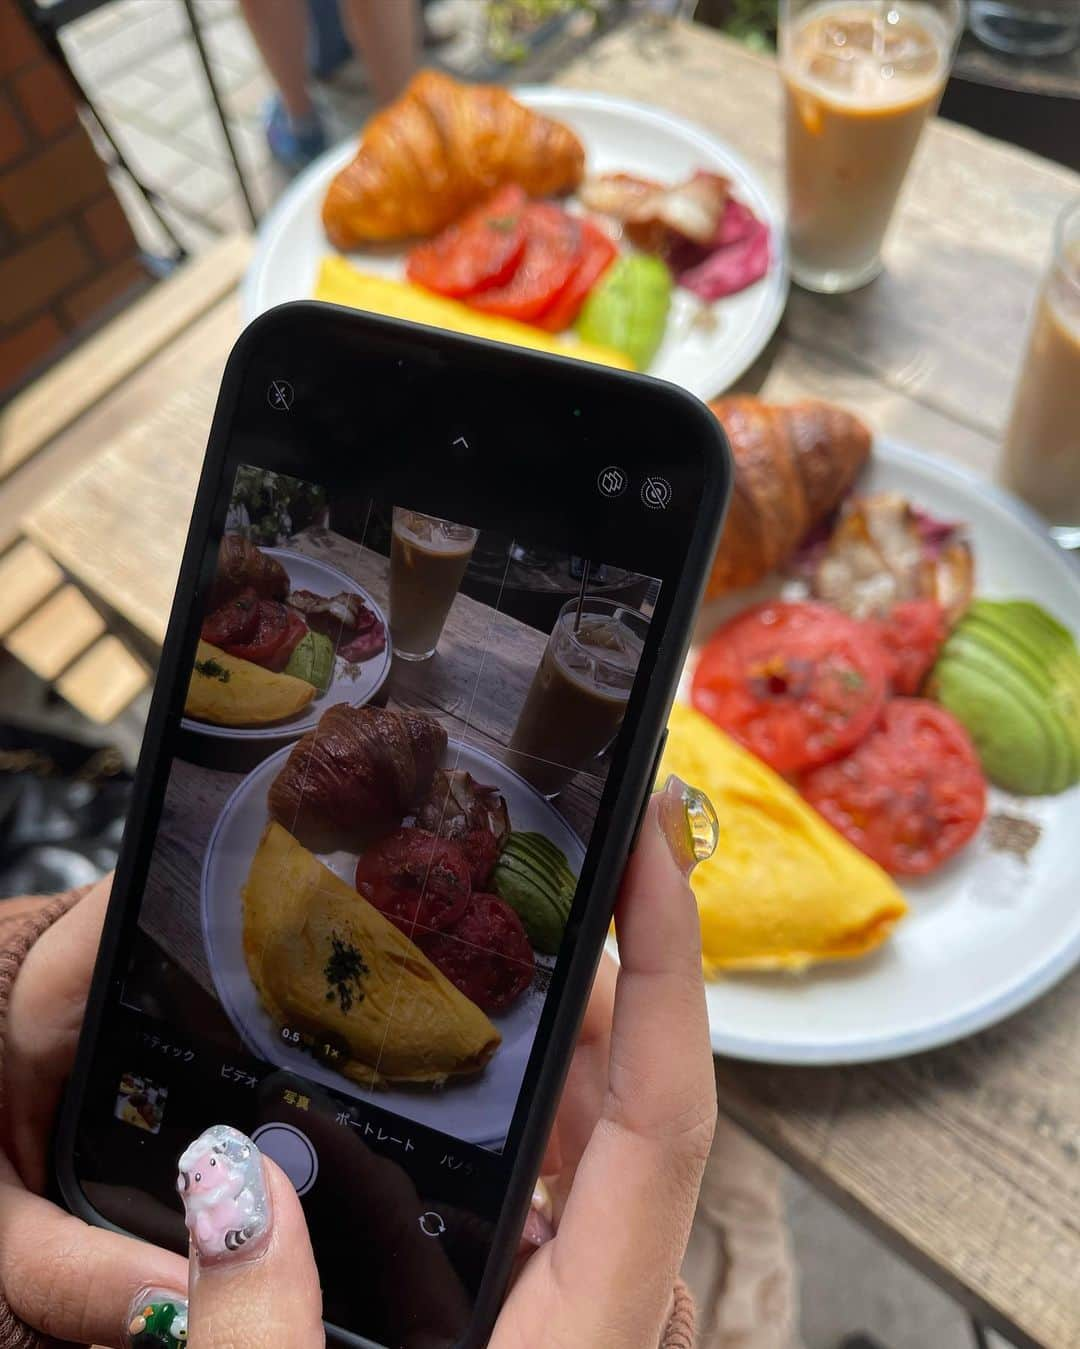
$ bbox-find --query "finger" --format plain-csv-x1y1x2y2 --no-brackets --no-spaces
524,956,618,1259
178,1125,323,1347
5,878,110,1188
537,952,616,1184
540,951,617,1181
0,1177,187,1348
548,779,718,1343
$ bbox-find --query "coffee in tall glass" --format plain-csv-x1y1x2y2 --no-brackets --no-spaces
509,598,649,797
1001,200,1080,550
389,508,478,660
782,0,961,293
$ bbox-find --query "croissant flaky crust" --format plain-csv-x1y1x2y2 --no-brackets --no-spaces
322,70,586,247
269,705,447,853
706,397,872,598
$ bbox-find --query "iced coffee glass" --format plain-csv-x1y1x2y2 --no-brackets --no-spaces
1001,200,1080,550
389,508,478,660
509,597,649,798
781,0,962,294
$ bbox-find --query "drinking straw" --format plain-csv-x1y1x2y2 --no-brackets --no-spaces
574,561,591,634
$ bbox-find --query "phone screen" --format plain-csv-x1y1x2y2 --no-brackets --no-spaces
62,308,725,1348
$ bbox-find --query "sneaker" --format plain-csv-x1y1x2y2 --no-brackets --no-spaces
264,94,327,172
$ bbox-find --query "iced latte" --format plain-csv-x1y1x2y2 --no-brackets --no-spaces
389,508,478,660
782,0,960,292
510,598,649,797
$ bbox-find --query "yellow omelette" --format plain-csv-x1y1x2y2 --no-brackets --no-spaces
185,641,315,727
243,822,500,1086
661,703,908,973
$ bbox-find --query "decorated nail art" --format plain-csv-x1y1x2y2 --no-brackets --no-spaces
125,1290,188,1348
177,1124,269,1261
656,774,719,877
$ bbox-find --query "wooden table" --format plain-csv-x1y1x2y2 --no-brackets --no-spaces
14,18,1080,1349
142,526,602,995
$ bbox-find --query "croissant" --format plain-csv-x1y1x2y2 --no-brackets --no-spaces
706,397,872,598
269,705,447,853
322,70,585,247
210,534,288,608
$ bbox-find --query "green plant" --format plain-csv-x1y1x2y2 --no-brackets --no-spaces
486,0,604,63
721,0,779,50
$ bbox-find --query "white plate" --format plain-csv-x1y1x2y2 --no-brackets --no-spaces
202,738,585,1146
685,439,1080,1066
244,88,789,400
182,548,390,742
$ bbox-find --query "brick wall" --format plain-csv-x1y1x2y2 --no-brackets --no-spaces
0,0,148,397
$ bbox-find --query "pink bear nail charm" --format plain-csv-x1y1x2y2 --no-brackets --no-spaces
177,1124,268,1261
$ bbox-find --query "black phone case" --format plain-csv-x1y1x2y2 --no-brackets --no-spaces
53,302,731,1349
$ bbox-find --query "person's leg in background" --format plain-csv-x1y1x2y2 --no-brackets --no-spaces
682,1115,804,1348
237,0,328,169
338,0,419,105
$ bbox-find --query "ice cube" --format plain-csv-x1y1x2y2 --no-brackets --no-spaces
823,16,877,51
807,51,859,92
881,15,939,74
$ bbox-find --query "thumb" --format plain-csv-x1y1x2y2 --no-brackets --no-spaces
172,1124,323,1347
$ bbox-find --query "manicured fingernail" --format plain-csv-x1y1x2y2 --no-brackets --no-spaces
125,1289,188,1347
521,1179,554,1249
656,774,718,877
177,1124,269,1264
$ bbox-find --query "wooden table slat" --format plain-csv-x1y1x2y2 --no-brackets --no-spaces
0,234,251,483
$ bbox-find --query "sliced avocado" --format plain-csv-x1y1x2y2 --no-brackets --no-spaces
970,601,1080,694
943,637,1077,793
503,833,576,906
498,854,572,924
493,832,578,954
992,599,1076,653
930,653,1066,795
283,629,334,693
960,605,1080,757
952,622,1055,696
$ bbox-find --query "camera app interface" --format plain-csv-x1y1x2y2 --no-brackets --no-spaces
92,453,663,1343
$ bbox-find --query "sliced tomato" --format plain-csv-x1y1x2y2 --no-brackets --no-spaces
222,600,306,671
355,828,471,934
869,599,949,696
405,185,528,298
468,203,583,322
691,601,888,775
801,698,986,875
535,219,618,332
417,894,534,1013
201,586,259,648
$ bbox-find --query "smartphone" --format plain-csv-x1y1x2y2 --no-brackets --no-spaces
56,303,730,1348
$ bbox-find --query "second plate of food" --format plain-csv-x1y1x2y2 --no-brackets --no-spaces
202,731,585,1147
674,438,1080,1066
244,85,788,400
182,547,391,742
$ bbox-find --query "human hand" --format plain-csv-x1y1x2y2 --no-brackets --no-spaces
498,776,718,1348
0,771,716,1349
0,878,189,1344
